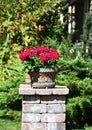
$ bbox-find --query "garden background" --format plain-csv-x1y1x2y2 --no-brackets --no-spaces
0,0,92,129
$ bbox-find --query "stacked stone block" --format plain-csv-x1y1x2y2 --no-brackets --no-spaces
19,85,69,130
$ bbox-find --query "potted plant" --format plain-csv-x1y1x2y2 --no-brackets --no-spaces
19,46,60,88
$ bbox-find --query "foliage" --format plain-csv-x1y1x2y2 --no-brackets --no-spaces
0,0,69,79
56,53,92,125
0,119,21,130
0,77,24,121
0,0,68,48
67,95,92,125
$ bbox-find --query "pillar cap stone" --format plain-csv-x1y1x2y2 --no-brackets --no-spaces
19,84,69,95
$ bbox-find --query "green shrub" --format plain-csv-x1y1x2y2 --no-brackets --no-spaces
0,78,23,121
78,78,92,96
0,109,21,121
0,60,24,121
56,54,92,125
66,96,92,125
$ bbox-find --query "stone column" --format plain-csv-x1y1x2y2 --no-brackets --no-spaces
19,84,69,130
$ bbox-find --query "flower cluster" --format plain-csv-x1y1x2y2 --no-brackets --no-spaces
19,46,60,63
19,46,60,72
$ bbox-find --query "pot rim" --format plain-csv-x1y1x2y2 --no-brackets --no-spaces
39,68,59,72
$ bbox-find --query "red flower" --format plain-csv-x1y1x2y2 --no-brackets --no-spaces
40,53,50,62
39,49,60,63
34,46,50,56
19,48,33,61
49,49,60,60
19,46,60,62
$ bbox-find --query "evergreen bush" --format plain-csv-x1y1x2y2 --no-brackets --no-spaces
56,52,92,125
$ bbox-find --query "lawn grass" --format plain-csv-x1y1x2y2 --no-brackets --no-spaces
85,127,92,130
67,124,92,130
0,119,21,130
67,126,92,130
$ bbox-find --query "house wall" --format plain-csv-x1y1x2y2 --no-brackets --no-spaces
70,0,90,41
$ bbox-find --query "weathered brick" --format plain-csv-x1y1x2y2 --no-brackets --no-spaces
23,95,40,104
53,88,69,95
47,123,65,130
19,85,35,95
41,95,66,104
23,104,46,113
22,123,46,130
36,89,52,95
19,85,69,95
47,104,65,113
22,113,40,122
41,113,65,122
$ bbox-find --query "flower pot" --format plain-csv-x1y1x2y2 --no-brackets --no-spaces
25,68,58,88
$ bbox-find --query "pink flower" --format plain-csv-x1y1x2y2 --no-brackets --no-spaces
39,49,60,63
19,52,26,61
40,52,50,62
19,48,33,61
19,46,60,62
49,49,60,60
19,46,60,72
34,46,50,56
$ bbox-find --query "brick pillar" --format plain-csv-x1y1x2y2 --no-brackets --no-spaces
19,84,69,130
